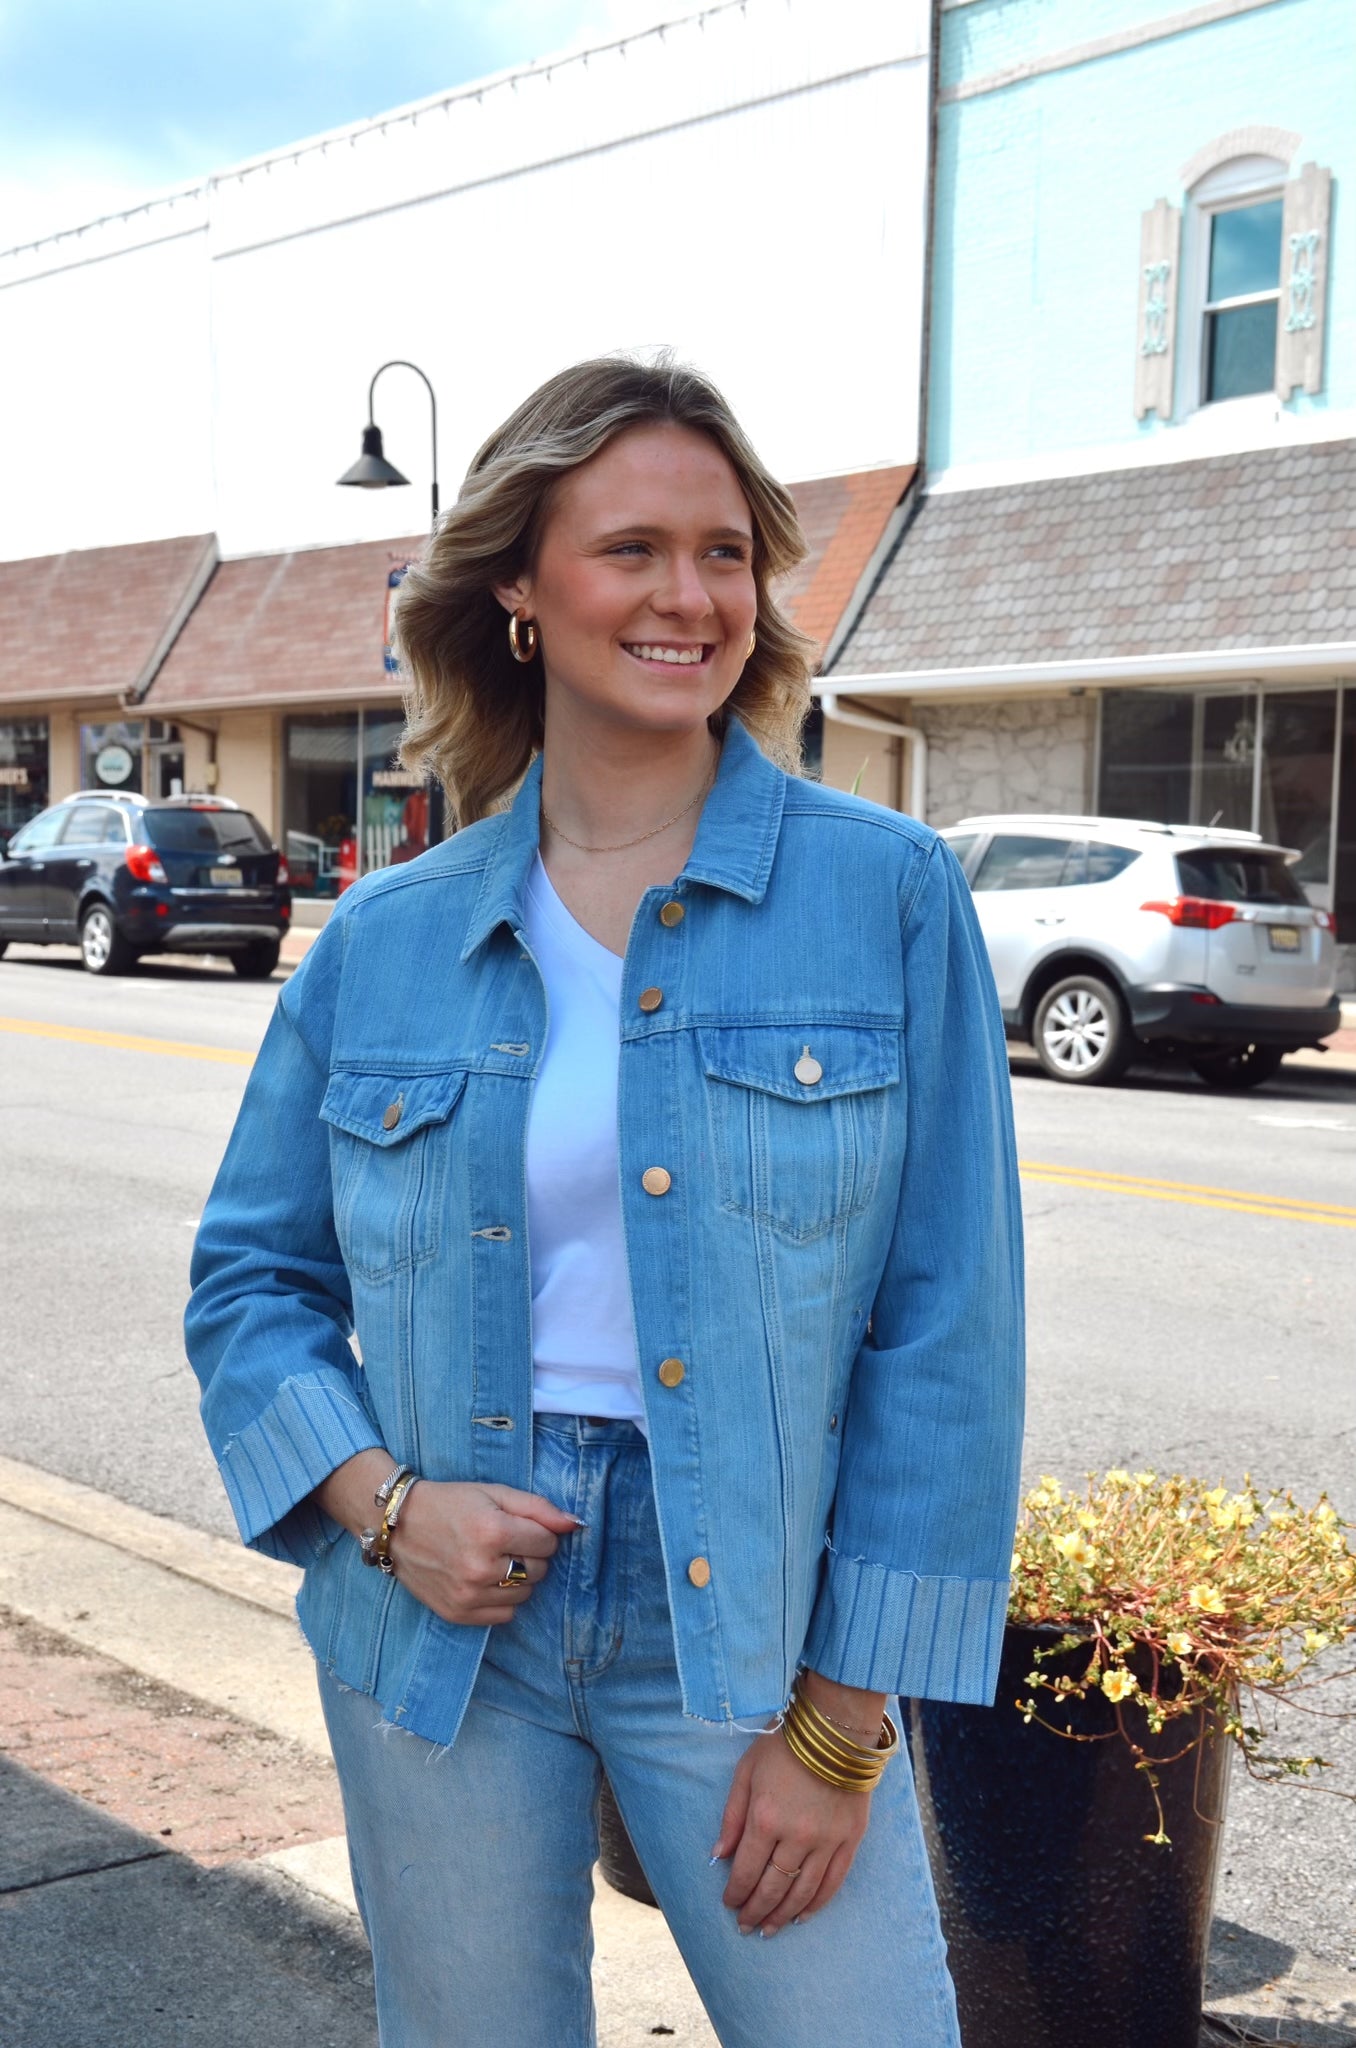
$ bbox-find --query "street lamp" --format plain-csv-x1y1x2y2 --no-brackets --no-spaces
337,359,439,527
336,358,445,847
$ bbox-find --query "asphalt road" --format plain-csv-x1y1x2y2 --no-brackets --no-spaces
2,940,1354,1972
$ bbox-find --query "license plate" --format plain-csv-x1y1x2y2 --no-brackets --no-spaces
210,867,243,888
1267,925,1301,952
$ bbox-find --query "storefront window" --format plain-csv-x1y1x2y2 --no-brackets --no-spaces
80,719,144,795
1334,689,1356,944
1098,692,1193,822
362,712,428,872
283,713,359,899
0,717,50,830
1257,691,1337,906
1197,694,1255,833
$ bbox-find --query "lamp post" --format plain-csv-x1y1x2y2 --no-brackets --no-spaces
337,359,444,846
337,358,439,526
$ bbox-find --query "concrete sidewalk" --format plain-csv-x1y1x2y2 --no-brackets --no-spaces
1,1455,1350,2047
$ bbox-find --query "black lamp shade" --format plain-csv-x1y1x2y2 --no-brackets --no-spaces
337,423,410,490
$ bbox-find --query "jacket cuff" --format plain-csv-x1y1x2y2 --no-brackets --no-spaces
803,1543,1010,1706
216,1371,384,1568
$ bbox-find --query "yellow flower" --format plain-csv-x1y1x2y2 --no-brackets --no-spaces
1134,1472,1157,1489
1053,1532,1096,1569
1188,1584,1227,1615
1100,1668,1138,1703
1026,1489,1053,1511
1303,1631,1330,1655
1204,1486,1228,1509
1268,1510,1296,1528
1077,1509,1098,1530
1166,1632,1193,1658
1104,1469,1133,1488
1039,1476,1063,1502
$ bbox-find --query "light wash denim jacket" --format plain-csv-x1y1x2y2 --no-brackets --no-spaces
186,718,1025,1748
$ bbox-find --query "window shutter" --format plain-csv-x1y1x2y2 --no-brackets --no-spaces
1276,162,1332,398
1134,198,1181,421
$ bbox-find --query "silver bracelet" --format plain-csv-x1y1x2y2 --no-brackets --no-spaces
373,1461,413,1510
385,1473,419,1528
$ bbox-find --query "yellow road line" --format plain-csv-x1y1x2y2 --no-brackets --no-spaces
1020,1159,1356,1219
1020,1165,1356,1229
0,1016,254,1067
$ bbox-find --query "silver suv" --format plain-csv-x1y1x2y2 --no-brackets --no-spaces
942,814,1341,1088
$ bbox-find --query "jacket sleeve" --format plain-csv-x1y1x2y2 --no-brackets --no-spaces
184,922,383,1567
802,836,1025,1705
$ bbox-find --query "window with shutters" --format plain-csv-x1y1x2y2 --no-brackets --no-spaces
1182,155,1287,413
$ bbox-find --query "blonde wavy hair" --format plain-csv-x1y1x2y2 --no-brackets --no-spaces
395,354,818,826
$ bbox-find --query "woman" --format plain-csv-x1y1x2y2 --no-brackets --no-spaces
186,356,1025,2047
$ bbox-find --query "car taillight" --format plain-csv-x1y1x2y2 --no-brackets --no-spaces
1315,910,1334,931
276,856,290,886
1140,896,1236,930
125,843,168,884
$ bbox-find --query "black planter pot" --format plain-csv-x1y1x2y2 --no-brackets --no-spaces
910,1623,1231,2048
598,1774,658,1907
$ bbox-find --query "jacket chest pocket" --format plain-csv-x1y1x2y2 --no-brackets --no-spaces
319,1069,468,1284
698,1026,899,1244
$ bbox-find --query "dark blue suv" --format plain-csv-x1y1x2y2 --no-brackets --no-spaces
0,792,291,977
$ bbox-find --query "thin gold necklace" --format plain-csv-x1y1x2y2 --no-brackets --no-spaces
540,764,716,854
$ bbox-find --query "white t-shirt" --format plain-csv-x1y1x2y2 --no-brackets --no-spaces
522,855,646,1432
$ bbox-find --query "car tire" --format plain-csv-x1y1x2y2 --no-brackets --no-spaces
1189,1044,1287,1091
80,902,136,976
231,940,282,980
1032,974,1133,1086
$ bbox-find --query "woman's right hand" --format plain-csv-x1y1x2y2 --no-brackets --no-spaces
315,1450,582,1626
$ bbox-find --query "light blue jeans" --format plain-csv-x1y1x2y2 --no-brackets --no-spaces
318,1416,961,2048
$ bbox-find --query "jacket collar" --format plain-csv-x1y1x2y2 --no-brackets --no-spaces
459,715,786,961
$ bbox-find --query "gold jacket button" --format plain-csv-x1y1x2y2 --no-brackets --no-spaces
657,1357,685,1388
794,1047,823,1086
687,1556,711,1588
382,1101,402,1130
642,1167,672,1196
638,987,663,1013
659,900,685,927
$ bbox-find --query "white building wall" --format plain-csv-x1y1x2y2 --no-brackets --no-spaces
0,0,931,565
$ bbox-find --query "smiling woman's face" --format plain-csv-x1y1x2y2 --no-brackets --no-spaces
496,421,758,742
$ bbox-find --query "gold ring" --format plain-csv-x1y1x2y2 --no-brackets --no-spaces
496,1558,529,1588
770,1859,803,1880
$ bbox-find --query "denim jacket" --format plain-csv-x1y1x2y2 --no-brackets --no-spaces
186,718,1025,1748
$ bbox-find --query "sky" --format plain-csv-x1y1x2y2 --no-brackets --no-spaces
0,0,682,247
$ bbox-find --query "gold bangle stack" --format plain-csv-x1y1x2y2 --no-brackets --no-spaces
780,1680,899,1793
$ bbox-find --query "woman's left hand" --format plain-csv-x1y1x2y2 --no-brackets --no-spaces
713,1675,886,1937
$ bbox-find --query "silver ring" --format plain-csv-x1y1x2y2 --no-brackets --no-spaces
497,1557,529,1588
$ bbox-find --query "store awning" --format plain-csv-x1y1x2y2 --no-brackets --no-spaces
146,535,427,713
0,534,216,706
829,437,1356,693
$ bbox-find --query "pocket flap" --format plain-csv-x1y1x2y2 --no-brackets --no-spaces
319,1069,468,1146
697,1026,898,1103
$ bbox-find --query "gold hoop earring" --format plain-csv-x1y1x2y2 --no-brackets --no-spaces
508,612,538,663
745,629,757,660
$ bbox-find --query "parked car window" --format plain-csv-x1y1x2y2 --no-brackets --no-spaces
943,832,980,873
143,808,272,855
972,834,1079,891
7,809,68,853
61,803,121,844
1175,850,1307,906
1084,843,1140,885
98,809,130,845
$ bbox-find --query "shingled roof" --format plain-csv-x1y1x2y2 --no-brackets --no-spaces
834,438,1356,675
780,465,914,656
0,535,216,706
146,536,426,710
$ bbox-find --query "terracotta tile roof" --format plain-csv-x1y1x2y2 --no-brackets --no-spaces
835,439,1356,675
146,536,425,709
0,535,215,706
780,466,915,657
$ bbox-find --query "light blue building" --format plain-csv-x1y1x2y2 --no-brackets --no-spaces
826,0,1356,984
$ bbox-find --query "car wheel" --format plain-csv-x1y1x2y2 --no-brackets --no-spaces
1032,974,1132,1086
80,902,136,975
1189,1044,1287,1091
230,939,282,980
